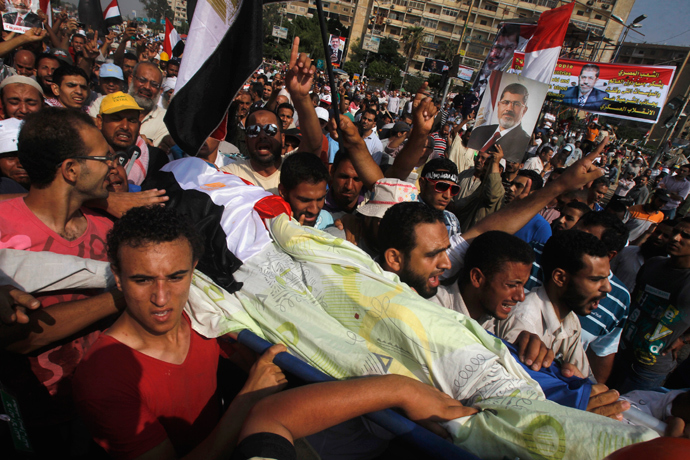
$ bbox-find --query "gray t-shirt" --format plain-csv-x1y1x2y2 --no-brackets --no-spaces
620,257,690,375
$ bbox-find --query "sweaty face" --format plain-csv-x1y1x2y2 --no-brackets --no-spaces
75,126,115,201
54,75,89,109
486,34,518,71
331,159,363,211
283,180,327,227
36,57,59,90
130,64,163,109
167,64,179,78
552,207,585,232
398,222,452,299
2,83,41,119
0,155,29,187
236,94,252,118
99,109,141,150
578,70,598,96
589,184,608,204
122,59,137,78
113,239,196,336
277,107,294,131
245,110,283,166
13,51,35,77
497,91,527,130
560,255,611,316
478,262,531,320
72,37,86,54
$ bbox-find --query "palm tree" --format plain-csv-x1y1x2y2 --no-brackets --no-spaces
436,40,458,62
401,26,425,88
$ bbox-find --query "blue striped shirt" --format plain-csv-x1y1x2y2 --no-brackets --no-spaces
525,242,630,356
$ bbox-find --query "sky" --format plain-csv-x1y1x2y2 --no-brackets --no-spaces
624,0,690,47
69,0,690,48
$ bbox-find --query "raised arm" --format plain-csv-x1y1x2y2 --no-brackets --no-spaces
332,114,384,190
0,28,46,58
385,83,438,180
285,37,322,156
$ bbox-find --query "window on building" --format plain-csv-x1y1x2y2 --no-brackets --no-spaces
428,7,438,14
479,19,488,26
409,1,425,10
442,8,459,18
594,14,602,20
576,10,584,16
421,18,438,28
323,2,329,8
392,0,408,6
404,15,420,24
483,1,498,12
440,24,451,32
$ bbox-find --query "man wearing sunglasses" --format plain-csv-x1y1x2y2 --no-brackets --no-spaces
0,108,127,454
611,217,690,393
418,158,461,237
467,83,531,164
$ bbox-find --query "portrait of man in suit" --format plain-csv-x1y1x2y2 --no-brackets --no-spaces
328,35,343,66
560,64,609,111
472,24,520,98
3,0,42,28
467,82,532,163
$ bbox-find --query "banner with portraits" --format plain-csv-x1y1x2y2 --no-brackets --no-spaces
2,0,43,33
327,34,346,67
511,52,676,124
422,58,448,75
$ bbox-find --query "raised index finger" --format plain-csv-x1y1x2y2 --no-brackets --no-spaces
289,36,300,69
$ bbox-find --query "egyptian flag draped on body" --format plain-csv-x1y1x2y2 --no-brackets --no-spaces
103,0,123,28
165,0,280,155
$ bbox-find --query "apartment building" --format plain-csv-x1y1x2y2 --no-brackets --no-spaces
167,0,188,27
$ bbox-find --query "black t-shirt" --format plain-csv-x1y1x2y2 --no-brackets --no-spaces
620,257,690,374
232,433,296,460
0,177,27,194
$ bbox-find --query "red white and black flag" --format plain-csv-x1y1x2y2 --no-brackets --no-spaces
164,0,279,155
103,0,123,28
163,18,183,58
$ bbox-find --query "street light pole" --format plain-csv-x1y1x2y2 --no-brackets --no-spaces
612,14,647,63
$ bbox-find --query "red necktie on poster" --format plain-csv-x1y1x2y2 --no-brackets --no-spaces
480,132,501,153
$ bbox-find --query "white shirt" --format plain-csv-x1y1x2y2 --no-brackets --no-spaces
430,283,496,333
523,156,544,173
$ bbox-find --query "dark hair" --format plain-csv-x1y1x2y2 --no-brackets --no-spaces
517,169,543,190
363,108,377,120
251,82,264,95
421,157,458,176
51,65,88,87
331,149,351,172
107,206,204,269
541,230,609,281
461,231,534,285
123,52,138,62
18,108,95,187
36,53,60,69
167,60,180,68
500,83,529,105
280,152,329,191
564,200,592,215
577,211,629,254
498,23,520,42
309,92,320,103
581,64,600,78
246,109,282,134
378,202,444,257
276,102,295,116
256,74,269,85
591,176,610,189
605,200,628,215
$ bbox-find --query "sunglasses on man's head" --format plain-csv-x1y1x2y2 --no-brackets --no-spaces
425,178,460,196
246,124,279,137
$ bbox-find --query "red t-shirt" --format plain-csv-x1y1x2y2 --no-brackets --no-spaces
0,198,114,421
73,318,221,459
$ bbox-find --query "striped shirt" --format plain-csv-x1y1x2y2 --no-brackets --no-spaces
525,241,630,357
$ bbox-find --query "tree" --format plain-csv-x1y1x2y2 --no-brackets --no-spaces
435,41,458,62
343,60,361,76
142,0,173,32
401,26,425,88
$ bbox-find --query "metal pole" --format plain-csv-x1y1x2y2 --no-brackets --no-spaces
612,26,630,63
456,0,476,66
652,97,690,168
315,0,342,140
440,76,452,109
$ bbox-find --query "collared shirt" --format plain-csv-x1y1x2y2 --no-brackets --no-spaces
525,241,630,358
523,156,544,173
323,188,366,221
140,106,170,147
495,286,592,378
362,131,383,164
430,283,496,333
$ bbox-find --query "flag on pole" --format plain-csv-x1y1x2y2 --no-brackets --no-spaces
163,18,182,58
78,0,105,34
39,0,51,26
103,0,123,28
164,0,267,155
520,2,574,83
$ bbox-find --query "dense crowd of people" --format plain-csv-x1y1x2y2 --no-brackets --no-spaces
0,16,689,460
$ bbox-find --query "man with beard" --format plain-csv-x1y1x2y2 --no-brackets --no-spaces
551,201,591,233
128,62,171,149
496,230,612,378
323,150,365,219
560,64,608,111
611,219,675,292
279,152,333,229
96,92,168,186
166,58,180,78
220,40,323,195
467,83,531,162
35,53,60,97
0,117,29,193
0,75,43,120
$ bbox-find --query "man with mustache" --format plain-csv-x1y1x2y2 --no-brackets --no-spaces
560,64,608,111
128,62,171,149
467,83,531,163
3,0,42,28
35,53,60,98
496,230,612,379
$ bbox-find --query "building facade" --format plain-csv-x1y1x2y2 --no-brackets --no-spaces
167,0,188,27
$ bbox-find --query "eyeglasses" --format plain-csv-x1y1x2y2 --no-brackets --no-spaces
246,124,279,137
69,152,127,165
425,179,460,196
134,75,161,90
498,100,526,109
671,228,690,240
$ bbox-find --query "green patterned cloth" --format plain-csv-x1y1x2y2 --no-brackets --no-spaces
186,214,656,459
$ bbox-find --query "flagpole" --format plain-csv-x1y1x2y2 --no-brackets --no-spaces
314,0,342,146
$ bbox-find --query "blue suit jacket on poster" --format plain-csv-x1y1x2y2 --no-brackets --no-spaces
560,86,608,111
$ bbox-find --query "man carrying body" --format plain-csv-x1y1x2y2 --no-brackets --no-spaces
467,83,531,162
0,75,43,120
560,64,608,111
496,230,612,378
